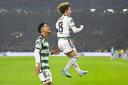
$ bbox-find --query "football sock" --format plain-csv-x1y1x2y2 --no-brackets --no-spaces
64,57,77,71
73,62,81,73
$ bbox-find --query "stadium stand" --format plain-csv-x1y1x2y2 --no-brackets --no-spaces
0,0,128,52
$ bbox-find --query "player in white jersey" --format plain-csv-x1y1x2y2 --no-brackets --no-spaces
56,2,88,78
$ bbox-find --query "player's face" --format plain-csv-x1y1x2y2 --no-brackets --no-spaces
65,7,71,16
41,24,51,37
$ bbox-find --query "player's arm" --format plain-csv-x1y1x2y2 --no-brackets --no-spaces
50,48,60,55
34,48,41,75
34,39,42,75
69,17,84,33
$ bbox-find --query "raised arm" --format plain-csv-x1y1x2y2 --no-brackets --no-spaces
69,17,84,33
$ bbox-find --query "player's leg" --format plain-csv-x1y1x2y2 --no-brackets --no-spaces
58,39,87,77
46,70,52,85
72,62,81,73
113,54,115,61
58,39,77,77
73,62,88,76
63,40,87,77
43,82,52,85
111,53,114,61
64,50,78,70
66,50,88,76
64,50,78,71
61,50,77,78
39,69,52,85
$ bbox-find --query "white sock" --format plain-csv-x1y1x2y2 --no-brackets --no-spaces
64,57,77,71
73,62,81,73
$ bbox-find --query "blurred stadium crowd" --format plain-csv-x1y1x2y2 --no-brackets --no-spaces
0,0,128,52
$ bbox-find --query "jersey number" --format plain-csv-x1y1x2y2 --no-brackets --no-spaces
58,21,63,32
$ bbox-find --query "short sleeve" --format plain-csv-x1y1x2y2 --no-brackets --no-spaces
35,39,42,50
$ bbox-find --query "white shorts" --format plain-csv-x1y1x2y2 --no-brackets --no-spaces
39,69,52,84
58,38,76,54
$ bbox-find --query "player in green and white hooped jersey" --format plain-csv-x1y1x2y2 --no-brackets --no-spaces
56,2,88,78
34,23,54,85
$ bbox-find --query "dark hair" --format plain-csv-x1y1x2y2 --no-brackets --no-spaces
38,23,45,33
57,2,70,14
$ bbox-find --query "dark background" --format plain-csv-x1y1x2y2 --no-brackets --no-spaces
0,0,128,52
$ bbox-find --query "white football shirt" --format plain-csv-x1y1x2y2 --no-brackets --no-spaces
56,15,84,38
56,15,75,38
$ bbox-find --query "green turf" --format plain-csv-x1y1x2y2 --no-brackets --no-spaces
0,56,128,85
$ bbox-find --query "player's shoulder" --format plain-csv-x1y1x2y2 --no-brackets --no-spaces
36,36,44,42
67,16,73,19
58,15,72,20
64,16,73,20
66,16,73,22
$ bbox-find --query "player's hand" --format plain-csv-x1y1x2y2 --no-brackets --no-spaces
35,63,41,75
51,48,60,55
80,25,84,29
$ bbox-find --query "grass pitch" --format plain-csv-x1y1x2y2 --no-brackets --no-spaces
0,56,128,85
